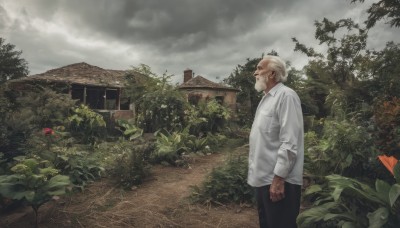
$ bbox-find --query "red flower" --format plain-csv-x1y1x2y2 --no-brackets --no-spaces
43,128,54,136
377,155,398,176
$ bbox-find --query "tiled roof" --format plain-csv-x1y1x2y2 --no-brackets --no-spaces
14,62,129,88
178,75,239,91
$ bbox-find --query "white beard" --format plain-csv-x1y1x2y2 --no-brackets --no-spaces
254,76,267,92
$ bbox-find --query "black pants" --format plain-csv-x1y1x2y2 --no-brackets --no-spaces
255,182,301,228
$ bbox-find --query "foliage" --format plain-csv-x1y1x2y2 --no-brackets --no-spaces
122,64,160,102
0,85,76,157
52,148,104,191
298,166,400,227
373,97,400,158
203,132,229,151
190,153,254,205
185,100,232,135
223,56,262,125
101,140,153,189
25,129,104,191
305,118,375,177
115,119,143,141
293,18,371,117
0,37,29,84
152,131,188,166
124,64,187,133
68,104,106,144
136,89,187,133
0,157,70,227
350,0,400,28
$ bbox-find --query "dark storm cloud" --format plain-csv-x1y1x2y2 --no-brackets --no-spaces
50,0,278,53
1,0,399,82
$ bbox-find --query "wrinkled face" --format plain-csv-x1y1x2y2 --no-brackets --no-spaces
254,59,272,92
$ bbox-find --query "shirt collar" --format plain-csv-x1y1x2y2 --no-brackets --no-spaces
264,82,283,97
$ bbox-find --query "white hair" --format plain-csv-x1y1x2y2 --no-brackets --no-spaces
263,55,288,82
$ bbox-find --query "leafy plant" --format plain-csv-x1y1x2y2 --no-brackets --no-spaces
68,104,106,144
115,119,143,141
184,135,209,154
110,142,153,189
136,89,187,133
190,153,254,205
298,167,400,228
185,100,232,135
152,131,187,166
305,118,375,177
373,97,400,158
52,148,104,191
0,157,70,228
0,85,76,158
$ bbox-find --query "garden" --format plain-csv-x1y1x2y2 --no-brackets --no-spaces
1,1,400,227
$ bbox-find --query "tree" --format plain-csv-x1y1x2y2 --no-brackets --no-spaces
292,18,372,118
350,0,400,28
0,38,29,84
223,56,262,125
124,64,187,133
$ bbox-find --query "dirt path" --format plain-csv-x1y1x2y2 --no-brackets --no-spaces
1,147,259,228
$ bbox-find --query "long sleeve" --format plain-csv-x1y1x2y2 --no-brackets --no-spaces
273,93,302,178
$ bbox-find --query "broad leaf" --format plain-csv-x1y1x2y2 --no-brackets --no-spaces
375,179,391,204
341,221,356,228
366,207,389,228
394,162,400,184
297,202,338,227
389,184,400,207
45,175,70,191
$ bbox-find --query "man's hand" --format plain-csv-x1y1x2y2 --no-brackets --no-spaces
270,175,285,202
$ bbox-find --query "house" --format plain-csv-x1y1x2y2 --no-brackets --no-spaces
10,62,138,120
178,69,239,112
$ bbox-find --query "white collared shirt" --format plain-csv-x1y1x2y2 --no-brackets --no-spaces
247,83,304,187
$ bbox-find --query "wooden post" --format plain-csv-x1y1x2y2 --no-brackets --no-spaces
116,88,121,110
83,86,87,104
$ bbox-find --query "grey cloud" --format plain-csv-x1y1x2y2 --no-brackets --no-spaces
1,0,399,82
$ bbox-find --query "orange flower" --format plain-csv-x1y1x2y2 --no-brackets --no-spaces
377,155,398,176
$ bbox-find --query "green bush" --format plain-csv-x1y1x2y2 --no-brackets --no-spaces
106,140,154,189
185,100,232,135
190,153,254,205
373,97,400,158
305,118,375,177
24,128,104,191
136,90,187,133
68,104,106,144
298,164,400,227
151,131,187,166
0,156,70,227
0,85,76,158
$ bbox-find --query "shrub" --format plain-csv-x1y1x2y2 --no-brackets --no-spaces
151,131,187,166
0,85,76,158
190,153,254,205
105,140,153,189
0,156,70,227
185,100,232,135
298,165,400,227
373,97,400,158
23,127,104,191
68,104,106,144
305,118,375,177
136,90,187,133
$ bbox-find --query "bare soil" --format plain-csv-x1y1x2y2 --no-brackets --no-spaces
0,146,259,228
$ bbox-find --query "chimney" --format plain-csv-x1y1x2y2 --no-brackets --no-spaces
184,69,193,83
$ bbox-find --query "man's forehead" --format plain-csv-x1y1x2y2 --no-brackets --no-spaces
258,59,269,68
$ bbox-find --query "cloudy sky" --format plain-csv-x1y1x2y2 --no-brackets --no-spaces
1,0,399,84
